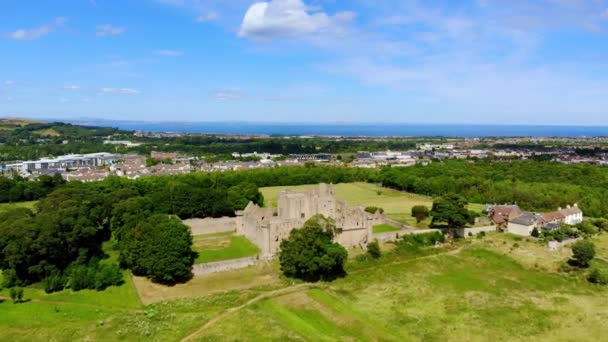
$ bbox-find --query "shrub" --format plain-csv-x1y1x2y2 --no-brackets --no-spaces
94,264,124,291
9,287,24,303
531,228,540,238
571,240,596,268
367,240,381,259
397,231,445,250
68,264,96,291
576,221,599,237
364,206,384,214
477,231,486,239
43,273,67,293
588,267,608,285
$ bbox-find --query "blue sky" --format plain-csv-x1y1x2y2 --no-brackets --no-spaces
1,0,608,124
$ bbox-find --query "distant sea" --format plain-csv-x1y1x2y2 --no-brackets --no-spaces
62,120,608,138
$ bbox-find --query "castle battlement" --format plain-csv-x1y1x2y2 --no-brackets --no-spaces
236,183,381,259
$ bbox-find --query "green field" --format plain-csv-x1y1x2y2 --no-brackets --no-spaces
2,234,608,340
372,223,401,233
189,237,608,341
193,234,260,264
0,201,38,213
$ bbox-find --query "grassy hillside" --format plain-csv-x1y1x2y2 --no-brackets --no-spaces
1,234,608,340
194,243,608,341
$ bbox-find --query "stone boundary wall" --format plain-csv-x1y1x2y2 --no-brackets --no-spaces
183,217,236,236
383,218,417,230
191,256,258,276
373,228,442,243
454,225,497,238
547,237,582,251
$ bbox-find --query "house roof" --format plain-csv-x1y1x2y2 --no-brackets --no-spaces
491,205,522,224
542,211,565,222
560,206,582,216
510,212,542,226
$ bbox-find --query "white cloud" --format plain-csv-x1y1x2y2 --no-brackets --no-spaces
239,0,355,39
3,80,15,86
212,89,242,100
154,49,184,56
6,17,67,41
99,88,140,95
197,11,220,22
63,85,81,90
96,24,126,37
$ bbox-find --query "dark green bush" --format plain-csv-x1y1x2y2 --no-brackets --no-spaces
367,240,381,259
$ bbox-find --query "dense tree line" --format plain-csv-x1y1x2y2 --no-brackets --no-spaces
130,135,421,156
0,188,118,290
0,174,65,203
0,165,371,289
0,122,129,162
378,160,608,218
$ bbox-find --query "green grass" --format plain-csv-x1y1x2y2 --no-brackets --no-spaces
0,201,38,213
197,246,608,341
3,233,608,340
194,235,260,264
372,223,401,233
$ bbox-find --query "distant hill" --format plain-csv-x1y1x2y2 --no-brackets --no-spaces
0,117,42,130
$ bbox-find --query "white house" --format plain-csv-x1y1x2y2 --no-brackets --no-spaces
559,204,583,225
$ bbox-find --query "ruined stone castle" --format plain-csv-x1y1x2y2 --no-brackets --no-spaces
236,183,383,259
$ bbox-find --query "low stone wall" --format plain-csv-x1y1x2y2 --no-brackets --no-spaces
547,238,582,251
183,217,236,236
191,256,258,276
374,228,442,243
452,225,497,238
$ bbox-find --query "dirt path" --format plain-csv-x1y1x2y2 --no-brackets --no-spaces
180,283,314,341
180,245,465,341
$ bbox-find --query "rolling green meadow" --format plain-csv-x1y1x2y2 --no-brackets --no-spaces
1,233,608,341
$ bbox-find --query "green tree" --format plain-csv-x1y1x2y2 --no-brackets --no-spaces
571,240,596,268
364,206,384,214
120,215,195,285
279,215,348,282
367,239,381,259
411,205,430,223
430,194,475,228
531,228,540,238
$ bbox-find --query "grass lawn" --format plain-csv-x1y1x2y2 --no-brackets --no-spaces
2,235,608,340
196,243,608,341
193,235,260,264
261,182,483,228
0,201,38,213
372,223,401,233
